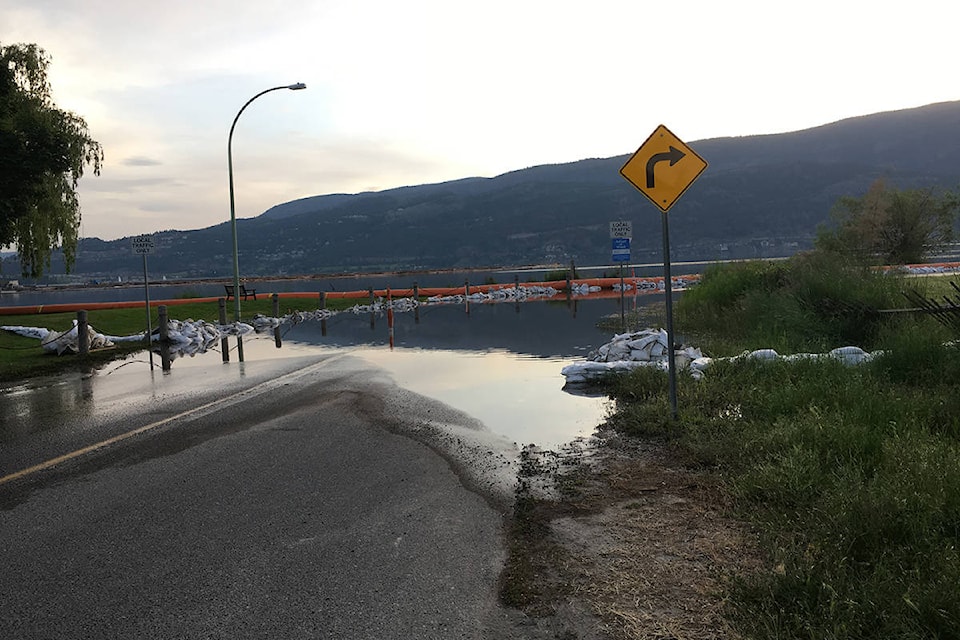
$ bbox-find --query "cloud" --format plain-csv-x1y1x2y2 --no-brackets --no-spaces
8,0,960,244
137,201,186,213
122,156,162,167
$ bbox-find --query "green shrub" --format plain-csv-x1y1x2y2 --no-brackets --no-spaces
678,252,906,355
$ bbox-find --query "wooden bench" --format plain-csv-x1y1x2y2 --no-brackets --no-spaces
224,284,257,300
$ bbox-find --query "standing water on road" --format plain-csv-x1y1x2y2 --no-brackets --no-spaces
4,292,669,450
276,295,646,448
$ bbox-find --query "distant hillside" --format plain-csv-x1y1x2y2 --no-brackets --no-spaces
12,101,960,280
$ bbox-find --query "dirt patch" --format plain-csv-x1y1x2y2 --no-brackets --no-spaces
504,432,760,640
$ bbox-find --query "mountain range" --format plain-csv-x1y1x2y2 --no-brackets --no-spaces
9,100,960,281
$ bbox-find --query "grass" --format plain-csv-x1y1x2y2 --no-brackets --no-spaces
599,256,960,638
676,252,914,356
0,297,353,383
543,268,575,282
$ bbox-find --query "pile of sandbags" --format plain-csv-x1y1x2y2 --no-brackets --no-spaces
732,345,879,366
561,329,882,385
35,321,115,355
562,329,709,384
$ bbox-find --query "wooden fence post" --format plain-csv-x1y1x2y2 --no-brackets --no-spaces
272,293,281,348
320,291,327,336
158,305,171,371
219,298,229,362
77,310,89,355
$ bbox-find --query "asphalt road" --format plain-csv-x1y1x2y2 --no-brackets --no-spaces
0,348,544,639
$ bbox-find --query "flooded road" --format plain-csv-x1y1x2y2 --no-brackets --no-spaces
1,293,664,478
354,347,609,448
188,296,633,446
1,348,552,638
0,293,665,639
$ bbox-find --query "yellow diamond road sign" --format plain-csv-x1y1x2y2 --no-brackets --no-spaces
620,124,707,212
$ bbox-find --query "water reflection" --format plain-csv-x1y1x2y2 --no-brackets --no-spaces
285,297,629,358
152,295,641,447
4,293,662,452
280,296,648,448
353,347,612,449
0,374,95,441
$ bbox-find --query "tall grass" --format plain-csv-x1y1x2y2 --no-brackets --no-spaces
606,257,960,638
678,253,906,355
607,343,960,637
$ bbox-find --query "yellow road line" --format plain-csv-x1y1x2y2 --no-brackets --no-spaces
0,392,241,485
0,357,337,486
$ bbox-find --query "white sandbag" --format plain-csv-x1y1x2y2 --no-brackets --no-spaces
828,346,872,365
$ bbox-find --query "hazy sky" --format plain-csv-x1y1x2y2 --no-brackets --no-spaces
4,0,958,241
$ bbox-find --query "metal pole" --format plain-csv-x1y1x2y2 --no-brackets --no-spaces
227,126,245,362
142,253,154,370
227,82,306,362
620,263,626,332
661,212,678,420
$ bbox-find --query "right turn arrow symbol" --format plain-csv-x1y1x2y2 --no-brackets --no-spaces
645,146,686,188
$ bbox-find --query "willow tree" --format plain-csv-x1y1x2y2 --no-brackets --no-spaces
816,179,958,265
0,43,103,277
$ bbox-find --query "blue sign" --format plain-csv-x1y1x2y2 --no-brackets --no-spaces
612,237,630,262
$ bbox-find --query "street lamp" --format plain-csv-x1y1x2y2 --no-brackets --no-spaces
227,82,306,361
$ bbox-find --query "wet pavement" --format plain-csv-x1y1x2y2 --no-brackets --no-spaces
0,297,628,638
1,348,557,638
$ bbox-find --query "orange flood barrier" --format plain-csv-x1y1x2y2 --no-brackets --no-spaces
6,260,957,318
0,297,223,316
0,275,704,315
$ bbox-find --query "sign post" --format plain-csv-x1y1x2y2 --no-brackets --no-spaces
131,235,155,370
610,221,632,331
620,125,708,419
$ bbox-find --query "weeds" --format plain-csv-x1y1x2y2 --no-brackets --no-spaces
678,253,906,355
605,258,960,638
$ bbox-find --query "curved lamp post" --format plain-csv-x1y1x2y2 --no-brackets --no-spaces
227,82,306,361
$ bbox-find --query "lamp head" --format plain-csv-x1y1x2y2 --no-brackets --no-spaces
288,82,307,90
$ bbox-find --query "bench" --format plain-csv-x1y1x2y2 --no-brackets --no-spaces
224,284,257,300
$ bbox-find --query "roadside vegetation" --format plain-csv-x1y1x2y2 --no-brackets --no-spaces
499,183,960,637
675,251,905,356
601,248,960,637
